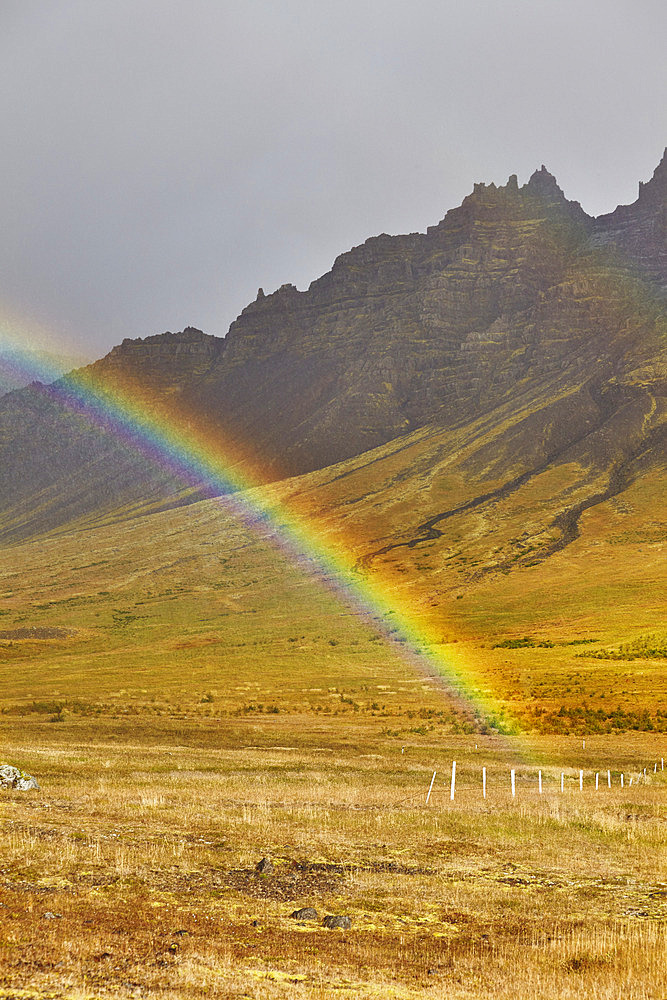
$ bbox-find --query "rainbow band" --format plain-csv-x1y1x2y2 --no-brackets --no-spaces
1,334,526,754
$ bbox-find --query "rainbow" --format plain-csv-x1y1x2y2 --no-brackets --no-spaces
1,326,524,749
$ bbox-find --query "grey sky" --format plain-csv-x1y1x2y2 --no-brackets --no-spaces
1,0,665,357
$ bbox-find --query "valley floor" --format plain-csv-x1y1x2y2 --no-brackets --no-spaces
0,715,665,1000
0,474,664,997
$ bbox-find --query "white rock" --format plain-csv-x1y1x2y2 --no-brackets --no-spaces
0,764,39,790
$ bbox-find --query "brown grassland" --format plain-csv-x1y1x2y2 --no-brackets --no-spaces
0,430,665,998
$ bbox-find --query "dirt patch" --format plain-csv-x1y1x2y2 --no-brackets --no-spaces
293,860,433,876
212,860,435,901
0,626,74,640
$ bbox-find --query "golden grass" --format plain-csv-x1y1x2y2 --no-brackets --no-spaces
1,725,665,998
0,429,665,996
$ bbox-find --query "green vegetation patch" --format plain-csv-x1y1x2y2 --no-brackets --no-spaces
494,636,545,649
493,636,599,649
577,633,667,661
528,704,666,734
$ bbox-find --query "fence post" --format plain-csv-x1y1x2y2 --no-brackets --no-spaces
450,761,456,801
595,772,599,790
538,770,542,794
426,770,436,805
579,769,583,791
482,766,487,799
620,773,624,788
511,769,516,797
607,770,611,788
560,772,564,793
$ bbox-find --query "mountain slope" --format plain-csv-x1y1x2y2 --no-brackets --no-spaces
0,328,222,542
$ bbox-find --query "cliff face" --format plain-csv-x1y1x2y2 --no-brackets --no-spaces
590,148,667,292
187,162,663,475
0,155,664,542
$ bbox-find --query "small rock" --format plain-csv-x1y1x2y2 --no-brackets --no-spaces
290,907,318,921
322,914,351,929
43,912,62,920
0,764,39,791
255,857,274,875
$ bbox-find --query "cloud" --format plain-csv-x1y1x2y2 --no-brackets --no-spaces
0,0,665,356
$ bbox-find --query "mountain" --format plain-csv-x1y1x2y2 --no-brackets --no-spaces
0,154,664,548
0,345,90,397
0,329,221,542
187,163,662,476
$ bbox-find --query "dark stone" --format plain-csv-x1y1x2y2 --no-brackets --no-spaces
290,907,318,921
322,914,351,929
255,857,274,874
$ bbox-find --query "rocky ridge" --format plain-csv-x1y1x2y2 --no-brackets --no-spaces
95,327,221,394
185,158,664,475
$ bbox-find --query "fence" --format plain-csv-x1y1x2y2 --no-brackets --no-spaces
425,757,664,803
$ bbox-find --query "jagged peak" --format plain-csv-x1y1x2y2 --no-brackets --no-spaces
435,164,588,231
523,165,565,200
595,147,667,221
462,166,568,207
254,282,299,299
238,282,301,320
637,146,667,204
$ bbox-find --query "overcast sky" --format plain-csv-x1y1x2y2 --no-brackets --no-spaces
1,0,665,358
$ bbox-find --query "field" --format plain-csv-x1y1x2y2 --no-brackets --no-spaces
1,725,664,999
0,440,665,998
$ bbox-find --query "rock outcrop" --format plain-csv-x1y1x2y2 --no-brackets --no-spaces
290,907,318,920
93,327,221,395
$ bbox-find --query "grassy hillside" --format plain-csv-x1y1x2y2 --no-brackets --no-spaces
0,415,665,997
0,395,665,733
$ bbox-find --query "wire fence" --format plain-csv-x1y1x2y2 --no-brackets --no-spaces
424,757,665,803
